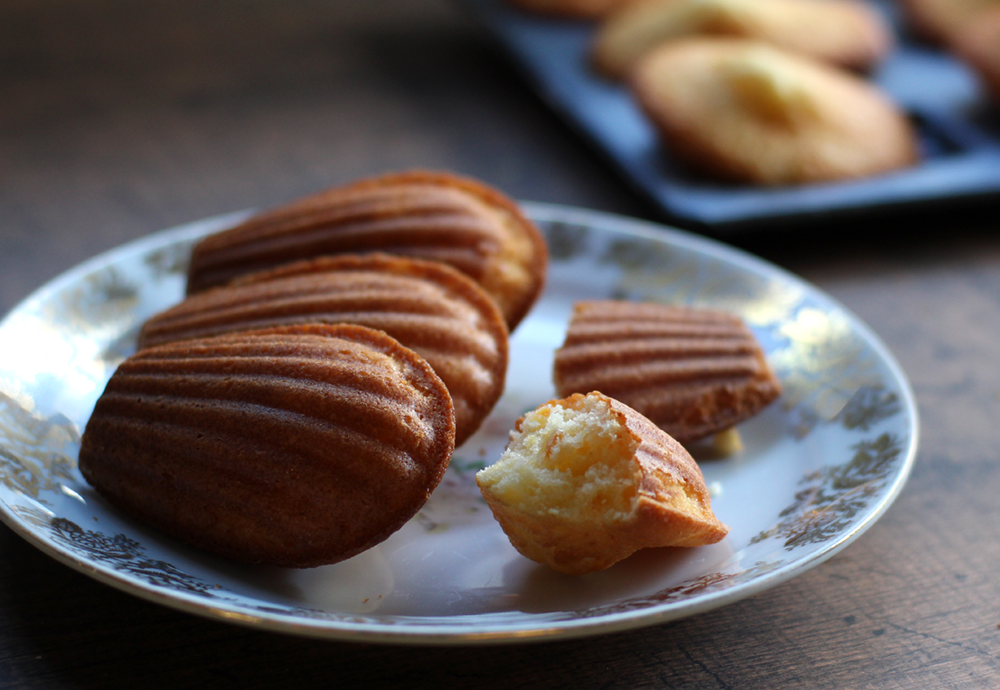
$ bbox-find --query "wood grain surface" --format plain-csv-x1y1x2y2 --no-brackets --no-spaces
1,0,999,688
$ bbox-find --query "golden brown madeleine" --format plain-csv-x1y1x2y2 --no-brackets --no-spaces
630,38,919,185
476,391,728,575
506,0,628,19
592,0,892,79
953,8,1000,102
553,301,781,444
899,0,999,46
79,324,456,568
186,170,548,331
140,254,508,446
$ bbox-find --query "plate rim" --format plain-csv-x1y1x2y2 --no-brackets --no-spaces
0,202,919,645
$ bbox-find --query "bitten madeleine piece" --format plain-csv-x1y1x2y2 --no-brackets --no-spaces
553,301,781,444
139,254,508,446
592,0,892,79
476,392,728,575
186,170,548,331
630,38,919,185
79,324,456,568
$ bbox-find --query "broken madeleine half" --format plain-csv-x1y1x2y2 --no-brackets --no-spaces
476,391,728,575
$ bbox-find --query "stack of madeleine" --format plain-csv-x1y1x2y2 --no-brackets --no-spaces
81,170,783,576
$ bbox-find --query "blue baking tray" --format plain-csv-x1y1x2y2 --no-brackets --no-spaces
459,0,1000,231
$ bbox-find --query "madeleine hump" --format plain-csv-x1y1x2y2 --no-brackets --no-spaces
185,170,548,331
139,254,509,446
553,300,781,444
78,324,456,568
592,0,892,79
629,38,918,185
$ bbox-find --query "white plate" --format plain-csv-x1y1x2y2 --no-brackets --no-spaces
0,203,918,645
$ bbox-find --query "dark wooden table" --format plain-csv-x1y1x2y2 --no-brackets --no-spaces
2,1,998,687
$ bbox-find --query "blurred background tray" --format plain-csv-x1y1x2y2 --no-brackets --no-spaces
460,0,1000,233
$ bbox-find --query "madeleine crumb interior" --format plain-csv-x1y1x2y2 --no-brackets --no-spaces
477,392,729,576
477,393,641,523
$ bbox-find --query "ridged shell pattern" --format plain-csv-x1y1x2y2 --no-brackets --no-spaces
139,254,508,446
185,171,548,330
554,301,782,443
79,324,456,568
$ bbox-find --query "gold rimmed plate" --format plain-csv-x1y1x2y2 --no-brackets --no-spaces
0,203,917,644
